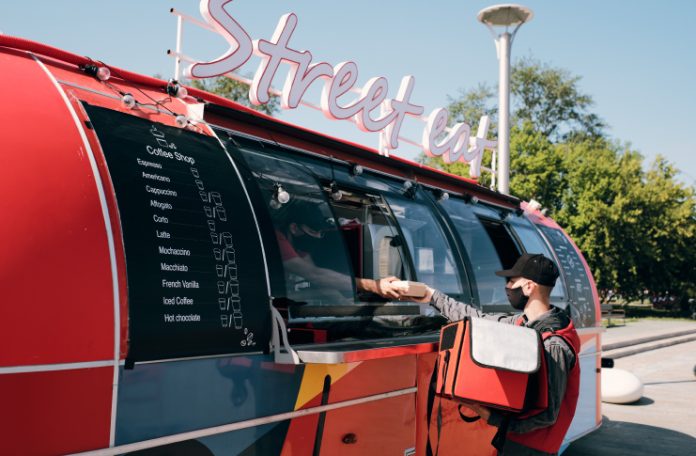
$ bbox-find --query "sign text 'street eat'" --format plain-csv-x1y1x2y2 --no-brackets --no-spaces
186,0,496,175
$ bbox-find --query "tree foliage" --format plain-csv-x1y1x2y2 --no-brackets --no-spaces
188,77,280,116
433,58,696,306
511,57,606,141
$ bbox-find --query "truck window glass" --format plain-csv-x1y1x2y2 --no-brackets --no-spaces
236,148,355,307
440,198,508,307
326,189,414,293
477,217,522,270
383,196,464,296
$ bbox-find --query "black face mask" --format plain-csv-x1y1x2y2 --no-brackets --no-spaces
506,286,529,310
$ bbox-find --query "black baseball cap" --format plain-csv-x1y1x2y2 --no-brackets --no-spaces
495,253,559,287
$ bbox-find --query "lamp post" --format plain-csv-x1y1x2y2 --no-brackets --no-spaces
478,4,533,195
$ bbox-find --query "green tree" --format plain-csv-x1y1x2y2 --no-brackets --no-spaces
633,157,696,309
508,122,564,212
511,57,605,141
446,83,497,134
552,142,647,301
188,76,280,116
433,58,696,306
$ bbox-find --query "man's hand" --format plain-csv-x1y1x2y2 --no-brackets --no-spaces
396,285,435,303
464,403,491,422
356,277,403,299
376,276,401,299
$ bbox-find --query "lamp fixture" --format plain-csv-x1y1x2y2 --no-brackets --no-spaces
82,63,111,81
350,163,363,176
402,180,418,199
527,199,542,212
464,194,479,205
329,181,343,201
175,114,188,128
434,189,449,202
274,183,290,204
166,79,188,99
120,93,136,109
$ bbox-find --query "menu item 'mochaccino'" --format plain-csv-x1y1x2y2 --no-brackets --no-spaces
84,104,270,362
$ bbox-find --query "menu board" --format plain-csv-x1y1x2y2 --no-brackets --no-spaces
84,104,270,362
537,226,595,327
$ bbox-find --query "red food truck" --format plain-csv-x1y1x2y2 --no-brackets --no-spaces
0,6,601,454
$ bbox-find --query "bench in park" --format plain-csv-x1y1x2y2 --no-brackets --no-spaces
601,304,626,326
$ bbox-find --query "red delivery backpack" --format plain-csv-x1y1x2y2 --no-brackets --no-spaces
435,317,545,412
427,317,550,455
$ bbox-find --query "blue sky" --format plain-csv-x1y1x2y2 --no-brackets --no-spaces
2,1,695,187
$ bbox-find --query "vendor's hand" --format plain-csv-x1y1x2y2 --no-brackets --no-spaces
376,276,401,299
465,403,491,422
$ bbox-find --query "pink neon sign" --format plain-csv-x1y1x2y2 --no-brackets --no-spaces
187,0,496,173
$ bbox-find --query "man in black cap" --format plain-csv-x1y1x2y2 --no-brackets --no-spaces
408,253,580,456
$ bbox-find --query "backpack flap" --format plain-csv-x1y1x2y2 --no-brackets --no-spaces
449,318,541,412
469,317,541,374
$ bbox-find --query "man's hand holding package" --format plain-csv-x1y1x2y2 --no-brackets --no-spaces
394,282,435,303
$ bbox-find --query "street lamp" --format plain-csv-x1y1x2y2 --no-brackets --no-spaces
478,4,533,195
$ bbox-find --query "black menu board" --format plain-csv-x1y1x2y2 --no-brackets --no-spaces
84,104,270,362
537,226,596,327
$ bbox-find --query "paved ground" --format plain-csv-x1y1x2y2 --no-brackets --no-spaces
565,320,696,455
601,319,696,347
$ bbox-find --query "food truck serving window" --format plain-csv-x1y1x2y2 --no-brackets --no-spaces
83,104,270,362
326,189,414,295
216,135,453,343
233,148,355,307
384,196,464,297
440,198,509,307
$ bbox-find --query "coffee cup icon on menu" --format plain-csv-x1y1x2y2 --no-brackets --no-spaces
213,248,222,261
214,207,227,221
230,298,241,312
195,180,205,191
217,281,226,294
190,168,200,178
207,220,216,232
218,297,228,311
222,232,233,247
224,248,236,264
199,191,209,203
204,206,213,218
150,125,165,138
216,265,224,278
210,192,222,206
210,232,219,245
220,315,229,328
233,315,243,329
225,264,238,281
